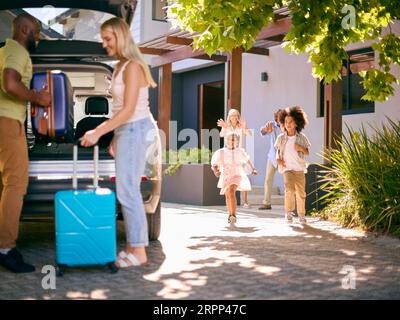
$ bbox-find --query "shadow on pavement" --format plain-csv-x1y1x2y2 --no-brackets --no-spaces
150,224,400,299
0,221,166,300
224,224,259,234
2,215,400,300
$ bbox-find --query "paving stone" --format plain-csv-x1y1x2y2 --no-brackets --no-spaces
0,203,399,299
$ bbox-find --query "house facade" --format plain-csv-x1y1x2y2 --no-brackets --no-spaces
2,2,399,193
138,1,400,192
242,37,400,188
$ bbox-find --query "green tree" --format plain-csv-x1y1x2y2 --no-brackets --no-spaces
168,0,400,102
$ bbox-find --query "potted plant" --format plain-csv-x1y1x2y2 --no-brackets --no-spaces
161,147,226,205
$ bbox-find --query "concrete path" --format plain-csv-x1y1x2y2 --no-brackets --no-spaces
1,203,399,299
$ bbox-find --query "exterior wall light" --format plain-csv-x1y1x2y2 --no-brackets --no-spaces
261,72,268,82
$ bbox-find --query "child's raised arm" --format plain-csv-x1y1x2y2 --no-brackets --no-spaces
240,119,252,136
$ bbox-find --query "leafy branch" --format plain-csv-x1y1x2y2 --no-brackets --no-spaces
168,0,400,102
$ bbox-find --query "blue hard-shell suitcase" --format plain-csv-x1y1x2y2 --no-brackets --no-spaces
55,145,118,276
30,70,74,142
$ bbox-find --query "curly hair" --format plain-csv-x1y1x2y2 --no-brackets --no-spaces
278,106,309,132
274,109,283,124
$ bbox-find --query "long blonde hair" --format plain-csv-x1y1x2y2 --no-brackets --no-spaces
226,108,241,128
101,17,156,88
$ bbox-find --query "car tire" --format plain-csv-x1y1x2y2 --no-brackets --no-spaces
147,201,161,241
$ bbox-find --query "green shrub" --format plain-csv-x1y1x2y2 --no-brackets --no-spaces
162,147,212,176
319,119,400,236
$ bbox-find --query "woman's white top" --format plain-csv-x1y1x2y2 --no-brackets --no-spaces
111,60,150,123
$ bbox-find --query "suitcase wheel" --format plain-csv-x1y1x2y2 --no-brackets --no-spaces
56,265,66,277
107,262,119,274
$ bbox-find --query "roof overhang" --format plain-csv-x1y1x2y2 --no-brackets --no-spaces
138,7,292,68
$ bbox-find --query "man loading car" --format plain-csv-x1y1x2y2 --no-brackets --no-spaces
0,13,51,273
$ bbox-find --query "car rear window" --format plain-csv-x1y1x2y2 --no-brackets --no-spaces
28,65,114,161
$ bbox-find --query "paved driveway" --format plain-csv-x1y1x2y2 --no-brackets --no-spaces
1,203,399,299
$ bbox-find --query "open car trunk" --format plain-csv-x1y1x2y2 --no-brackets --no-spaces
0,0,137,24
27,61,114,160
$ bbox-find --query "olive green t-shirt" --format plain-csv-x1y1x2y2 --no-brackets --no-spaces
0,38,33,123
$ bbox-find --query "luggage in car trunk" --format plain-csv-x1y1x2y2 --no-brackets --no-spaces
54,145,118,276
30,70,74,142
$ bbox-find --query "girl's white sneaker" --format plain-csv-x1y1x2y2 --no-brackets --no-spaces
228,215,237,224
285,212,293,223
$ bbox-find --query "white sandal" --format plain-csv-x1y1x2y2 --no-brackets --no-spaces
116,251,146,268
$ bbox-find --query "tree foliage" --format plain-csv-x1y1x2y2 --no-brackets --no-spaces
167,0,400,102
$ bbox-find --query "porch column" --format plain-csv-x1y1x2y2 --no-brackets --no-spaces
226,47,243,113
158,63,172,149
324,80,342,164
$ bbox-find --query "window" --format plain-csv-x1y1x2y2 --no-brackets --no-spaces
319,48,375,117
153,0,168,22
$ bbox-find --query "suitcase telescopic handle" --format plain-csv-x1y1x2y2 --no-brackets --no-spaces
72,143,99,190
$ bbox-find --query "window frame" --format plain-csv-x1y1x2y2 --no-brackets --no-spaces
319,47,375,117
152,0,168,22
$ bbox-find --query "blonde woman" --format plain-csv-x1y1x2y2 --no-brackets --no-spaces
80,17,159,268
217,108,252,208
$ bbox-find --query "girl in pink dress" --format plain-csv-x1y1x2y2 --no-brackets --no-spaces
211,133,257,224
217,108,252,208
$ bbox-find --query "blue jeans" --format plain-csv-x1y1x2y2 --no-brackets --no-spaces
114,116,158,247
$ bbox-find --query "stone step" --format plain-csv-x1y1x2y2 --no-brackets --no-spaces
246,194,284,205
248,186,281,196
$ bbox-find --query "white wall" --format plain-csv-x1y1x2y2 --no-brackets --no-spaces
242,48,319,191
242,27,400,190
141,0,172,42
131,0,142,43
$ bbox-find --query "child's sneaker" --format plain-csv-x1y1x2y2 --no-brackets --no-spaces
228,215,237,224
299,217,307,225
285,212,293,223
242,203,251,209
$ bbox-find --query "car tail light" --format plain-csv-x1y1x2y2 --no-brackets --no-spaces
110,176,149,182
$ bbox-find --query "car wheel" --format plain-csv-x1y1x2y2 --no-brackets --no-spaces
147,201,161,241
